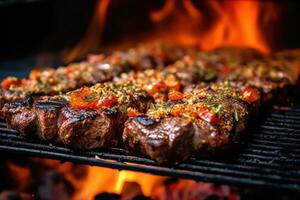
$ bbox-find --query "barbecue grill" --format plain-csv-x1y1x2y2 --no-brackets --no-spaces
1,0,300,199
1,97,300,191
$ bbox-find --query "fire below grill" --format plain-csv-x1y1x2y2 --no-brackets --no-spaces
0,100,300,192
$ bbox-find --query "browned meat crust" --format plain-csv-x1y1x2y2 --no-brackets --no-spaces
123,116,195,163
58,108,118,149
2,96,36,137
2,82,153,150
34,99,67,140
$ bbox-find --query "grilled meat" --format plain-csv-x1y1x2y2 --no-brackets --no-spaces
123,84,258,162
2,96,37,137
58,82,153,149
115,54,224,102
0,89,28,115
212,47,262,65
34,99,68,140
165,55,218,87
124,116,195,163
1,46,300,163
115,69,183,102
227,59,300,103
2,82,153,149
58,107,118,149
123,53,300,163
0,43,187,113
88,42,190,70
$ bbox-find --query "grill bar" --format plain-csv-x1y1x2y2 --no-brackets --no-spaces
0,103,300,191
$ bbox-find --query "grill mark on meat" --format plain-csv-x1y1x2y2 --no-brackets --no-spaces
58,107,117,150
2,97,36,137
123,117,195,163
122,82,255,163
34,100,67,141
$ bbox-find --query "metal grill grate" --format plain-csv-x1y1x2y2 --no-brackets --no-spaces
0,103,300,191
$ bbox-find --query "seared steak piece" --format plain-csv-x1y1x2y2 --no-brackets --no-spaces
0,89,28,115
58,107,118,150
123,116,195,163
33,99,67,141
127,47,263,96
2,96,36,137
123,83,259,163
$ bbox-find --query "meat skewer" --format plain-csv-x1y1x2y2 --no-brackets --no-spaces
2,82,153,149
114,47,264,103
0,43,188,111
123,56,300,163
0,45,264,112
123,83,260,162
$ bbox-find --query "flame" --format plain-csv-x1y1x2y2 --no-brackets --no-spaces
114,170,163,195
73,167,119,200
72,167,164,200
199,1,270,53
65,0,111,62
150,0,280,54
6,162,32,191
66,0,279,61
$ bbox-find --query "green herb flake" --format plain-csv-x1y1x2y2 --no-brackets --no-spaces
84,94,96,102
213,104,223,117
234,109,239,122
197,68,204,77
121,60,130,67
204,72,216,81
120,105,128,115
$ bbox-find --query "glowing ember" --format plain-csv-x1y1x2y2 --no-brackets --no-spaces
73,167,163,199
2,158,239,200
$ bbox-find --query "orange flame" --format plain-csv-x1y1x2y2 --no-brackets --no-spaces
72,167,164,200
150,0,280,54
199,1,270,53
65,0,111,62
66,0,279,61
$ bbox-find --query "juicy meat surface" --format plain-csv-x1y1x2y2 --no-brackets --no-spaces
58,107,118,150
34,99,67,141
2,97,36,137
123,116,195,163
0,89,28,115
